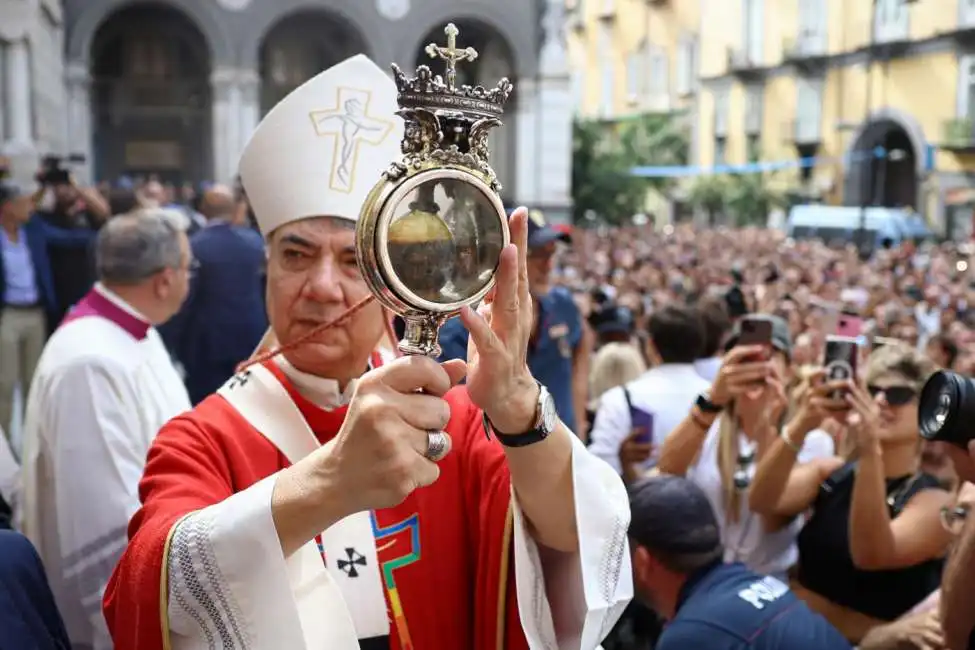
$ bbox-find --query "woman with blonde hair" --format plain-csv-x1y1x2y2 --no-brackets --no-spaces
585,342,646,440
657,315,836,581
749,342,952,643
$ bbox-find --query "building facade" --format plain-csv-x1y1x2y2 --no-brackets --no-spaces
4,0,575,222
0,0,69,187
696,0,975,236
567,0,701,121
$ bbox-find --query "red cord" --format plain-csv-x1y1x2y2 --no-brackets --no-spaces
236,294,378,373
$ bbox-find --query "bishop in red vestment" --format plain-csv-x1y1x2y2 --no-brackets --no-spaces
103,54,631,650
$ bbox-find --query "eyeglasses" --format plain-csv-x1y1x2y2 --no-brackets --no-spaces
867,384,917,406
942,504,970,535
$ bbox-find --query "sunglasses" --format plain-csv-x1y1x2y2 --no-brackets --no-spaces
867,384,917,406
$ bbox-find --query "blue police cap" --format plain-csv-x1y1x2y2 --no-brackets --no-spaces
628,475,721,555
507,208,572,249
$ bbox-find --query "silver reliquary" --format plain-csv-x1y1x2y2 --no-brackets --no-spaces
356,23,514,357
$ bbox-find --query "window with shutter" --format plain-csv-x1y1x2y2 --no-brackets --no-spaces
745,86,763,134
744,0,764,64
957,55,975,118
714,87,729,136
676,38,689,96
599,24,614,116
963,0,975,27
796,77,823,143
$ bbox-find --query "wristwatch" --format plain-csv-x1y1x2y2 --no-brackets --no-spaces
695,392,724,414
482,383,559,447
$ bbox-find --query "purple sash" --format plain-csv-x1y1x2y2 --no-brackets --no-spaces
61,288,149,341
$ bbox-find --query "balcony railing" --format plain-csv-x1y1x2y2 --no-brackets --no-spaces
942,118,975,151
782,119,821,145
782,36,827,64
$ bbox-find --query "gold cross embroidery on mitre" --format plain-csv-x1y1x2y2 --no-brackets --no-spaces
309,87,395,194
424,23,478,91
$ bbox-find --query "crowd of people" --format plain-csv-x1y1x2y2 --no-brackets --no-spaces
2,54,975,650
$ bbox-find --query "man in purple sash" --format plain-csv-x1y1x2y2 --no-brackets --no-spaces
18,208,192,650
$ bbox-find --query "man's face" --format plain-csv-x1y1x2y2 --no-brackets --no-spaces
527,242,557,297
153,231,193,322
2,195,32,224
53,183,78,210
266,217,385,375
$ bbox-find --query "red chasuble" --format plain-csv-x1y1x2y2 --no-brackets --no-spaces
103,359,530,650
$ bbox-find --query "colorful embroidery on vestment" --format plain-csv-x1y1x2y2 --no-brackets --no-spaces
372,512,421,650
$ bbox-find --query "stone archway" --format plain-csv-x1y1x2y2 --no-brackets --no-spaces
845,108,927,210
89,2,212,183
413,20,519,203
846,118,920,209
259,10,370,115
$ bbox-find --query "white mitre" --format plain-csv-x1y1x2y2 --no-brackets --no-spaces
238,54,403,236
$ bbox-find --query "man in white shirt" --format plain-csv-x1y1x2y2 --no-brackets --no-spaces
18,209,192,650
589,305,711,482
694,296,733,383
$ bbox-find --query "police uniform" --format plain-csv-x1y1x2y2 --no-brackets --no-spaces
437,287,582,427
656,561,852,650
438,209,581,427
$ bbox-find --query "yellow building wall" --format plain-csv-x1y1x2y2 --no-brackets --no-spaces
568,0,702,119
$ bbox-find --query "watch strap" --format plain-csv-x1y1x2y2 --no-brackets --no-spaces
696,393,723,414
481,383,552,448
482,411,552,447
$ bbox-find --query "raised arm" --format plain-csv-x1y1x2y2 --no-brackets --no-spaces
846,382,952,571
657,345,769,477
749,371,846,517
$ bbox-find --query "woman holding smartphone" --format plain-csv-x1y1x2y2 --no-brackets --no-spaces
657,315,836,581
749,342,952,643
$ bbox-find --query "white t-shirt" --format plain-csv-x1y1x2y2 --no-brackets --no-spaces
686,423,835,579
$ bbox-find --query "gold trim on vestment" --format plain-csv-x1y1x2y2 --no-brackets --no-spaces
160,513,194,650
496,501,514,650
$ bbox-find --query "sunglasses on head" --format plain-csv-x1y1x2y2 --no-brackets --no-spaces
867,384,917,406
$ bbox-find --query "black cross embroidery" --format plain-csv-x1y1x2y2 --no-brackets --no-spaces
337,547,367,578
228,370,252,390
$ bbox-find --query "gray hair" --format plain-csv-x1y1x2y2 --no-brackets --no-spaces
96,209,184,285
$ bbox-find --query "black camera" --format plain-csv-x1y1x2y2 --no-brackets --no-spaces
918,371,975,447
36,154,85,186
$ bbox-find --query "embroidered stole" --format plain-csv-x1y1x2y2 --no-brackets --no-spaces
217,354,391,649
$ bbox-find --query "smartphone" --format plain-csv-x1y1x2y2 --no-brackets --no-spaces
837,313,864,338
824,335,858,400
738,316,774,359
630,408,654,445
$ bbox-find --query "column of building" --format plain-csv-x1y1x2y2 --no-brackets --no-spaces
211,67,261,184
513,0,573,224
1,1,36,185
64,61,92,185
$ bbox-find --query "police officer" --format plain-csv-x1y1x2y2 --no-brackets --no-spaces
438,209,591,435
629,475,852,650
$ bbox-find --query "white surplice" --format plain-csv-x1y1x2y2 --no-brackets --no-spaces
18,285,191,650
165,359,633,650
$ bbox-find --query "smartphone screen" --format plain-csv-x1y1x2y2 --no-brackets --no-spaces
836,314,864,338
738,316,774,359
824,335,858,400
630,408,654,445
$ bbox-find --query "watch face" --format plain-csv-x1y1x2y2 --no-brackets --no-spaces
540,387,559,432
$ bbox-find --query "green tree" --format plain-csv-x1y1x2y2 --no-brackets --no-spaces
687,175,730,226
571,114,690,226
725,172,788,226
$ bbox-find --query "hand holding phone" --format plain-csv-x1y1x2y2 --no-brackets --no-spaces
738,316,774,360
823,335,858,401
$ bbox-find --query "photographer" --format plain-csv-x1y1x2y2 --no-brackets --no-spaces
33,157,109,325
749,343,951,643
938,429,975,649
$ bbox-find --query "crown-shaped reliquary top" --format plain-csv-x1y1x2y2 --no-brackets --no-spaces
388,23,514,192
